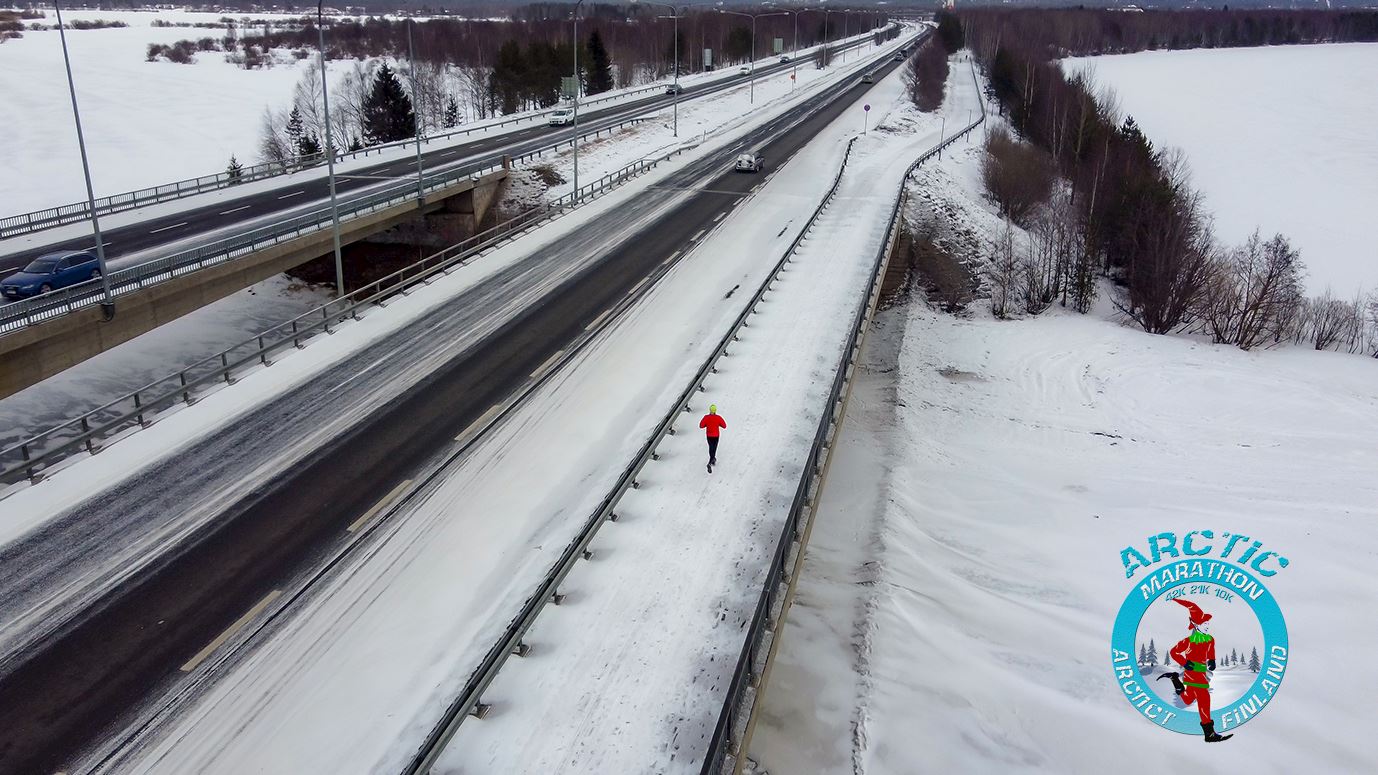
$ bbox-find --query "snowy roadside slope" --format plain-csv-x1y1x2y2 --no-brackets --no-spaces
753,123,1378,773
437,65,979,775
99,45,923,775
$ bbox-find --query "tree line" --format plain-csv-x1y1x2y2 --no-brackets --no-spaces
959,8,1378,357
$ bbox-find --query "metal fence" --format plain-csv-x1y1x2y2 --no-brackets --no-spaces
399,136,863,775
0,85,671,240
0,151,674,490
0,117,647,336
699,57,989,775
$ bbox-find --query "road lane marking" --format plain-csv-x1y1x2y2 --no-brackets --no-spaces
346,479,414,534
218,205,251,216
734,197,744,206
628,276,649,297
148,221,188,235
713,211,726,223
456,404,504,442
180,589,282,672
584,307,613,332
276,190,305,200
530,350,564,379
690,229,705,242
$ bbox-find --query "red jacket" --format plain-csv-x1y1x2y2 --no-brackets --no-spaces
700,413,727,438
1170,631,1216,688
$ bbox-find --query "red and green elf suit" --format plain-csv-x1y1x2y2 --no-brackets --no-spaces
1158,597,1233,743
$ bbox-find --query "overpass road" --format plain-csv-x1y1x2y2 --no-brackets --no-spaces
0,32,920,774
0,32,882,278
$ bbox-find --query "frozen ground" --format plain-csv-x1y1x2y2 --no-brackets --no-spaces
1063,44,1378,295
751,95,1378,774
1,7,886,215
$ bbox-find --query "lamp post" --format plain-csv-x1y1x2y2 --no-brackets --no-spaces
716,6,787,105
571,0,586,193
635,0,682,137
317,0,344,297
53,0,114,319
407,18,424,202
764,3,802,91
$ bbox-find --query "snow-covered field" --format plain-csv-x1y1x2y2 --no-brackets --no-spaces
0,7,888,215
1063,44,1378,296
751,102,1378,774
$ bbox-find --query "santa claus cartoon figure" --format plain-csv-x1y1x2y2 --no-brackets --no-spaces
1156,597,1233,743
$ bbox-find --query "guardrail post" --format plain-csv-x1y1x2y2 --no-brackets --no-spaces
179,372,192,404
81,418,95,453
134,392,146,426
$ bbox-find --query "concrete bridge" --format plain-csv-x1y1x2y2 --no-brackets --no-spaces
0,168,508,399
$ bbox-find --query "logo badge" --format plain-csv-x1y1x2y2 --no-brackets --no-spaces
1111,531,1289,741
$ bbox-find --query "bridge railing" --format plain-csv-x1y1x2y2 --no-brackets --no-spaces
0,145,682,492
0,117,647,336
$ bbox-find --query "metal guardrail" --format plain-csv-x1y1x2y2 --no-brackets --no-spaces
0,150,677,490
399,135,862,775
700,54,989,775
0,25,894,240
0,116,648,335
0,85,673,240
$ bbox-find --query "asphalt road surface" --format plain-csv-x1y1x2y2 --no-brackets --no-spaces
0,33,883,277
0,36,919,774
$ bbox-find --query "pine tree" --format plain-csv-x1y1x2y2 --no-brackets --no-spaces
285,106,305,156
935,10,965,54
1248,647,1261,673
1163,650,1172,666
1231,648,1239,666
348,135,363,152
226,155,244,181
1138,644,1148,666
361,62,416,145
443,94,460,128
1146,639,1158,666
585,29,614,95
492,40,527,115
298,131,321,158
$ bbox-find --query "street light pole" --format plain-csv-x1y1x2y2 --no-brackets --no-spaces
637,1,681,137
407,18,425,202
716,8,787,105
53,0,114,319
317,1,344,297
572,0,585,193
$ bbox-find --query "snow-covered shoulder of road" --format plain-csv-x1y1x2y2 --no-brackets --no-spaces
750,88,1378,774
1063,43,1378,295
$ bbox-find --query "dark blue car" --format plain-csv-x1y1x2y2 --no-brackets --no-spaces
1,250,102,300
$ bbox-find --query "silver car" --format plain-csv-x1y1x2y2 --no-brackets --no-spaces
734,152,764,173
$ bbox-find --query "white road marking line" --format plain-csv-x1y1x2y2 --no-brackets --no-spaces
456,404,504,442
690,229,705,242
530,350,565,379
346,479,414,533
713,211,726,223
584,307,613,332
276,190,305,200
218,205,251,216
667,249,683,263
148,221,188,235
628,276,649,296
734,197,745,206
180,589,282,673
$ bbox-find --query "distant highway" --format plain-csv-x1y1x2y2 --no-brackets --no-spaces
0,33,922,773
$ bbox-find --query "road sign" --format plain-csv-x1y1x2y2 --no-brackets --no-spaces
864,104,871,112
561,76,578,100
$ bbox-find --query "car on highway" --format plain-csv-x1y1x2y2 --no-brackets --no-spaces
548,107,575,126
738,65,751,76
665,83,684,95
779,54,791,63
861,72,874,84
734,152,764,173
893,52,905,61
1,250,101,299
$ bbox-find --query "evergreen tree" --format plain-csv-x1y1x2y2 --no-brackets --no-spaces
298,131,321,158
1146,639,1158,666
585,29,614,95
285,106,305,155
1163,650,1172,666
348,135,364,152
1138,644,1148,666
1248,647,1261,673
492,40,527,114
935,10,965,54
361,62,415,145
443,94,460,128
226,155,244,181
1231,648,1239,666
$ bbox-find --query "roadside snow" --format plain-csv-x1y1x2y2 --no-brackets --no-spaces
751,76,1378,774
1063,44,1378,295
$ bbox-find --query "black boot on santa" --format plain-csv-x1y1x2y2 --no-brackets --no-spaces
1201,721,1233,743
1156,672,1186,696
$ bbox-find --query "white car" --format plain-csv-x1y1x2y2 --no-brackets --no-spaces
779,55,791,63
734,152,764,173
548,107,575,126
738,65,751,76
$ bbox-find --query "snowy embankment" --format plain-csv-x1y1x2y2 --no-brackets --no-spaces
750,96,1378,773
0,6,888,216
0,27,899,458
25,35,921,774
1063,43,1378,295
